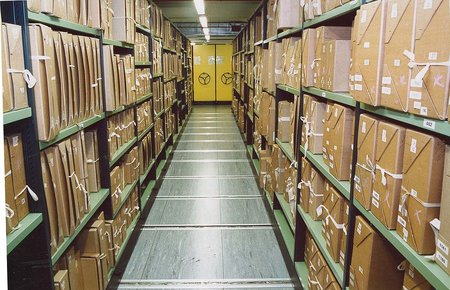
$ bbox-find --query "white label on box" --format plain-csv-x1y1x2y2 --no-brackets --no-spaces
279,117,290,122
354,84,363,91
372,198,379,208
361,10,367,23
429,52,438,60
409,91,422,100
436,251,448,267
362,121,367,133
410,138,417,153
364,59,370,66
411,188,418,197
409,268,415,278
403,228,408,241
382,77,392,85
329,162,334,169
398,216,407,228
382,87,391,95
438,239,449,255
420,106,428,116
329,154,334,161
391,3,398,18
12,136,19,147
354,74,363,81
372,191,380,200
423,119,436,130
364,42,370,48
359,266,364,274
335,108,339,117
357,222,362,235
394,59,401,67
413,101,422,109
424,0,433,9
354,175,361,183
382,129,387,143
355,183,361,192
333,145,337,150
410,79,423,88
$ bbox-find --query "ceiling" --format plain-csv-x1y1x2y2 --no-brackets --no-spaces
154,0,261,44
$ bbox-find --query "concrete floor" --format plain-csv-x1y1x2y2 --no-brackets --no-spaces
108,105,300,290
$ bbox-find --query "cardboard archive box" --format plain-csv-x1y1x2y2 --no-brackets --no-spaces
406,0,450,120
53,270,69,290
308,166,325,221
299,158,312,213
2,23,29,113
274,0,300,30
371,121,405,229
322,102,334,161
84,130,101,193
402,261,433,290
353,114,379,210
278,101,292,142
269,145,287,193
5,139,19,234
351,0,387,106
327,104,354,181
323,40,352,92
436,145,450,274
396,130,444,254
349,216,404,290
302,28,316,88
80,253,108,290
303,97,326,154
380,0,415,112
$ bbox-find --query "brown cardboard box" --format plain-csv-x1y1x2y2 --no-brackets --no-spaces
322,103,334,161
29,23,60,141
40,153,63,254
301,94,313,152
354,114,379,210
407,0,449,120
309,167,325,221
313,26,352,88
324,40,351,92
268,100,277,145
278,101,292,142
299,158,312,213
53,270,69,290
351,0,387,106
371,121,405,229
65,139,85,222
65,247,84,290
71,133,90,212
80,254,104,290
302,28,316,87
2,24,28,112
53,32,67,129
436,145,450,274
349,216,403,290
270,145,287,193
58,142,77,232
323,187,345,262
84,130,101,193
306,99,326,154
6,134,29,222
321,266,340,290
5,139,19,234
105,221,115,269
338,202,350,269
328,104,354,181
380,0,415,112
275,0,300,29
402,262,433,290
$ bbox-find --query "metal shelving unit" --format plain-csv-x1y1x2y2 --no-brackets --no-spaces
7,213,43,254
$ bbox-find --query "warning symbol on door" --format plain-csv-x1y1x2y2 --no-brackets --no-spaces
221,73,233,85
198,72,211,85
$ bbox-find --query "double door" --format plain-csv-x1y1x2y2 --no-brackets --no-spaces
193,44,232,102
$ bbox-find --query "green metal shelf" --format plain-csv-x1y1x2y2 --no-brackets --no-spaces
276,138,295,165
300,146,351,200
278,26,303,39
112,179,138,218
156,156,166,180
140,180,156,210
354,199,450,290
28,11,100,36
154,110,165,119
264,189,273,209
164,76,177,83
136,24,150,34
39,113,105,150
246,145,253,158
262,87,275,96
232,50,244,56
138,123,154,142
177,77,185,82
135,61,152,66
106,103,135,117
278,84,300,96
275,192,295,232
102,38,134,49
136,93,153,105
274,209,295,260
297,205,344,287
263,34,278,44
139,160,156,185
254,40,263,46
302,87,356,107
253,144,260,159
163,46,176,53
304,0,361,28
252,157,260,173
153,72,164,78
108,211,141,282
3,107,32,125
7,213,43,254
109,137,138,168
244,50,254,55
295,262,309,290
51,188,109,264
360,104,450,137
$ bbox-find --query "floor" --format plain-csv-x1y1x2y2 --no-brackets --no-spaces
109,105,300,289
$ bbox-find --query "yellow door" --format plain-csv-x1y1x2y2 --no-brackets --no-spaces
193,45,216,102
215,45,233,101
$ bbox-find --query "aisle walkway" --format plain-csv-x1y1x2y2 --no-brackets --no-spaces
110,105,300,289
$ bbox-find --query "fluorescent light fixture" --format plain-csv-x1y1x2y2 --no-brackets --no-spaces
199,15,208,28
193,0,205,14
202,28,210,35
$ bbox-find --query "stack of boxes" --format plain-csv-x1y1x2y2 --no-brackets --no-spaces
107,109,136,160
